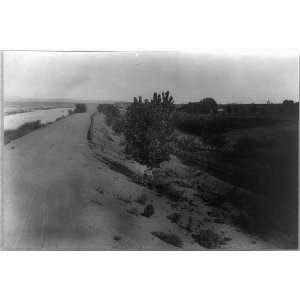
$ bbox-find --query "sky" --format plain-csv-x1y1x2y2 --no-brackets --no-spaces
4,51,299,104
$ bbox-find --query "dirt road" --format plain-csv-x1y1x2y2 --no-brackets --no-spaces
2,106,194,249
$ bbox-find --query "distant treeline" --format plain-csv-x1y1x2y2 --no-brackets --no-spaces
179,98,218,114
179,98,299,115
174,113,282,137
175,97,298,140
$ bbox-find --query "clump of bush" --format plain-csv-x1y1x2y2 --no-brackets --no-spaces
141,204,154,217
124,91,175,167
74,103,87,113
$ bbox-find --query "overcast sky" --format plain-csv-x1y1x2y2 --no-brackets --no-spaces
4,51,299,103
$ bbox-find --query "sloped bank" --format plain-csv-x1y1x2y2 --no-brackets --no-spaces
88,112,277,249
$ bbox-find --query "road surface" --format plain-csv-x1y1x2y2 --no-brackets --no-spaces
3,106,190,250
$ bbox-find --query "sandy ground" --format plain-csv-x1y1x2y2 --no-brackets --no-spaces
3,105,277,250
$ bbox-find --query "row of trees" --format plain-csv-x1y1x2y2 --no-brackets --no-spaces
179,98,298,115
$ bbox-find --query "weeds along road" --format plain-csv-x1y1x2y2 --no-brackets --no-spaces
2,105,191,250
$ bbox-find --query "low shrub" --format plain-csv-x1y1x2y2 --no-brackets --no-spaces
141,204,154,217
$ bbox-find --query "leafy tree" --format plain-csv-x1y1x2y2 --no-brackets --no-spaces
283,99,294,105
74,103,87,113
199,97,218,111
180,97,218,114
124,91,175,166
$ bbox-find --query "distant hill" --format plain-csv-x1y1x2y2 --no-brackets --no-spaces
4,97,131,105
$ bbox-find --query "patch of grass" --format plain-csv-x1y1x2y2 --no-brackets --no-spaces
151,231,183,248
192,230,229,249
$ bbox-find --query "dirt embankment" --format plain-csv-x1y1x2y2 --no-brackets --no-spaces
89,112,278,249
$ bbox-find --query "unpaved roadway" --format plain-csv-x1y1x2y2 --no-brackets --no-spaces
3,106,195,249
